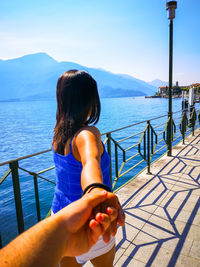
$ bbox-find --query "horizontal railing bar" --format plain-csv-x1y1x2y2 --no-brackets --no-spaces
148,114,168,122
18,166,56,185
175,129,181,134
18,166,36,175
154,144,167,155
0,149,52,167
101,120,148,136
37,175,56,185
45,209,52,218
153,122,167,129
0,169,11,185
173,109,182,114
101,114,168,135
157,139,164,145
174,116,182,121
36,166,55,175
117,130,144,143
118,162,125,177
157,130,165,136
124,143,138,151
119,159,145,177
138,124,148,145
173,134,182,142
103,137,108,145
125,153,140,163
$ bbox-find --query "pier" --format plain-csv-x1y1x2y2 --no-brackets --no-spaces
113,131,200,266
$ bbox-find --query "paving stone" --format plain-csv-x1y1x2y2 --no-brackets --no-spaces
192,214,200,226
179,238,194,256
147,214,176,234
189,240,200,260
176,209,196,224
114,247,126,264
186,225,200,241
114,254,146,267
132,242,158,264
115,220,140,248
124,206,153,221
125,212,146,229
141,224,174,239
191,188,200,196
151,247,173,267
160,237,179,251
175,254,200,267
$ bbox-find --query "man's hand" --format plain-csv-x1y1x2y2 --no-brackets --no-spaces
55,190,119,257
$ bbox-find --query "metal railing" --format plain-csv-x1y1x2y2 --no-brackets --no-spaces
0,107,200,247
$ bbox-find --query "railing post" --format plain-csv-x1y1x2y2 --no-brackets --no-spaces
147,120,151,174
9,161,24,234
198,109,200,126
144,131,146,160
191,106,196,136
167,112,173,156
33,174,41,222
106,133,112,187
182,110,187,144
115,143,118,182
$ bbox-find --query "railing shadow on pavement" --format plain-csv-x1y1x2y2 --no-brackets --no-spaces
115,133,200,266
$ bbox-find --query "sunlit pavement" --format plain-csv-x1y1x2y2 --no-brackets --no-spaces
85,129,200,266
114,129,200,267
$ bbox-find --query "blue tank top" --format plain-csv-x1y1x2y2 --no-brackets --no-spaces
51,140,111,214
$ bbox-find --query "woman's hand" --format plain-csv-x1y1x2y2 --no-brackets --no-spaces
87,188,125,243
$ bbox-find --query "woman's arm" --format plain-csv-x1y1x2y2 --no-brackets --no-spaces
74,126,104,189
74,126,125,236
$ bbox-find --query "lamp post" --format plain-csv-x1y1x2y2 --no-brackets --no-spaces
166,1,177,156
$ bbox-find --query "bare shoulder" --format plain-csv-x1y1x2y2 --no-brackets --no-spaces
75,126,101,142
72,126,104,159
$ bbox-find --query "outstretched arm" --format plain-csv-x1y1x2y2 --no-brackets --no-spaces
74,126,125,241
0,190,118,267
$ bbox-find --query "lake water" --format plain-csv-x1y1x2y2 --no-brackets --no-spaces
0,96,186,245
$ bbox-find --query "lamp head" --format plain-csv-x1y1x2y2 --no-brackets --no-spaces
166,1,177,20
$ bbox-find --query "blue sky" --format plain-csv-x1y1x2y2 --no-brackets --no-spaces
0,0,199,85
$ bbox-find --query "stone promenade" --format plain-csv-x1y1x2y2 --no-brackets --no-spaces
85,129,200,266
114,130,200,266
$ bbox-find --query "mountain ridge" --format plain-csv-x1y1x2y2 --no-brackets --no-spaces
148,79,175,88
0,53,157,101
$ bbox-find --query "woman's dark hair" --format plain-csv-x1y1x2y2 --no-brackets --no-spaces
53,70,101,155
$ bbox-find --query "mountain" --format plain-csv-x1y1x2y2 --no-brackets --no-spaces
148,79,168,88
148,79,169,88
0,53,157,101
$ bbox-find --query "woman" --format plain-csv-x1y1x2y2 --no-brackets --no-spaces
51,70,125,266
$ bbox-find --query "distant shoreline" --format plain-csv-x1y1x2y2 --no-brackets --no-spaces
145,95,182,99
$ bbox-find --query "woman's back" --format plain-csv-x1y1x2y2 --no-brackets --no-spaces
52,128,111,213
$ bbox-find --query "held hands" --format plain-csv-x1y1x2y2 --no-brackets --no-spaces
88,187,125,243
56,189,124,258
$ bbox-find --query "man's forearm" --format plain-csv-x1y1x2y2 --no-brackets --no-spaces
0,190,121,267
0,215,67,267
